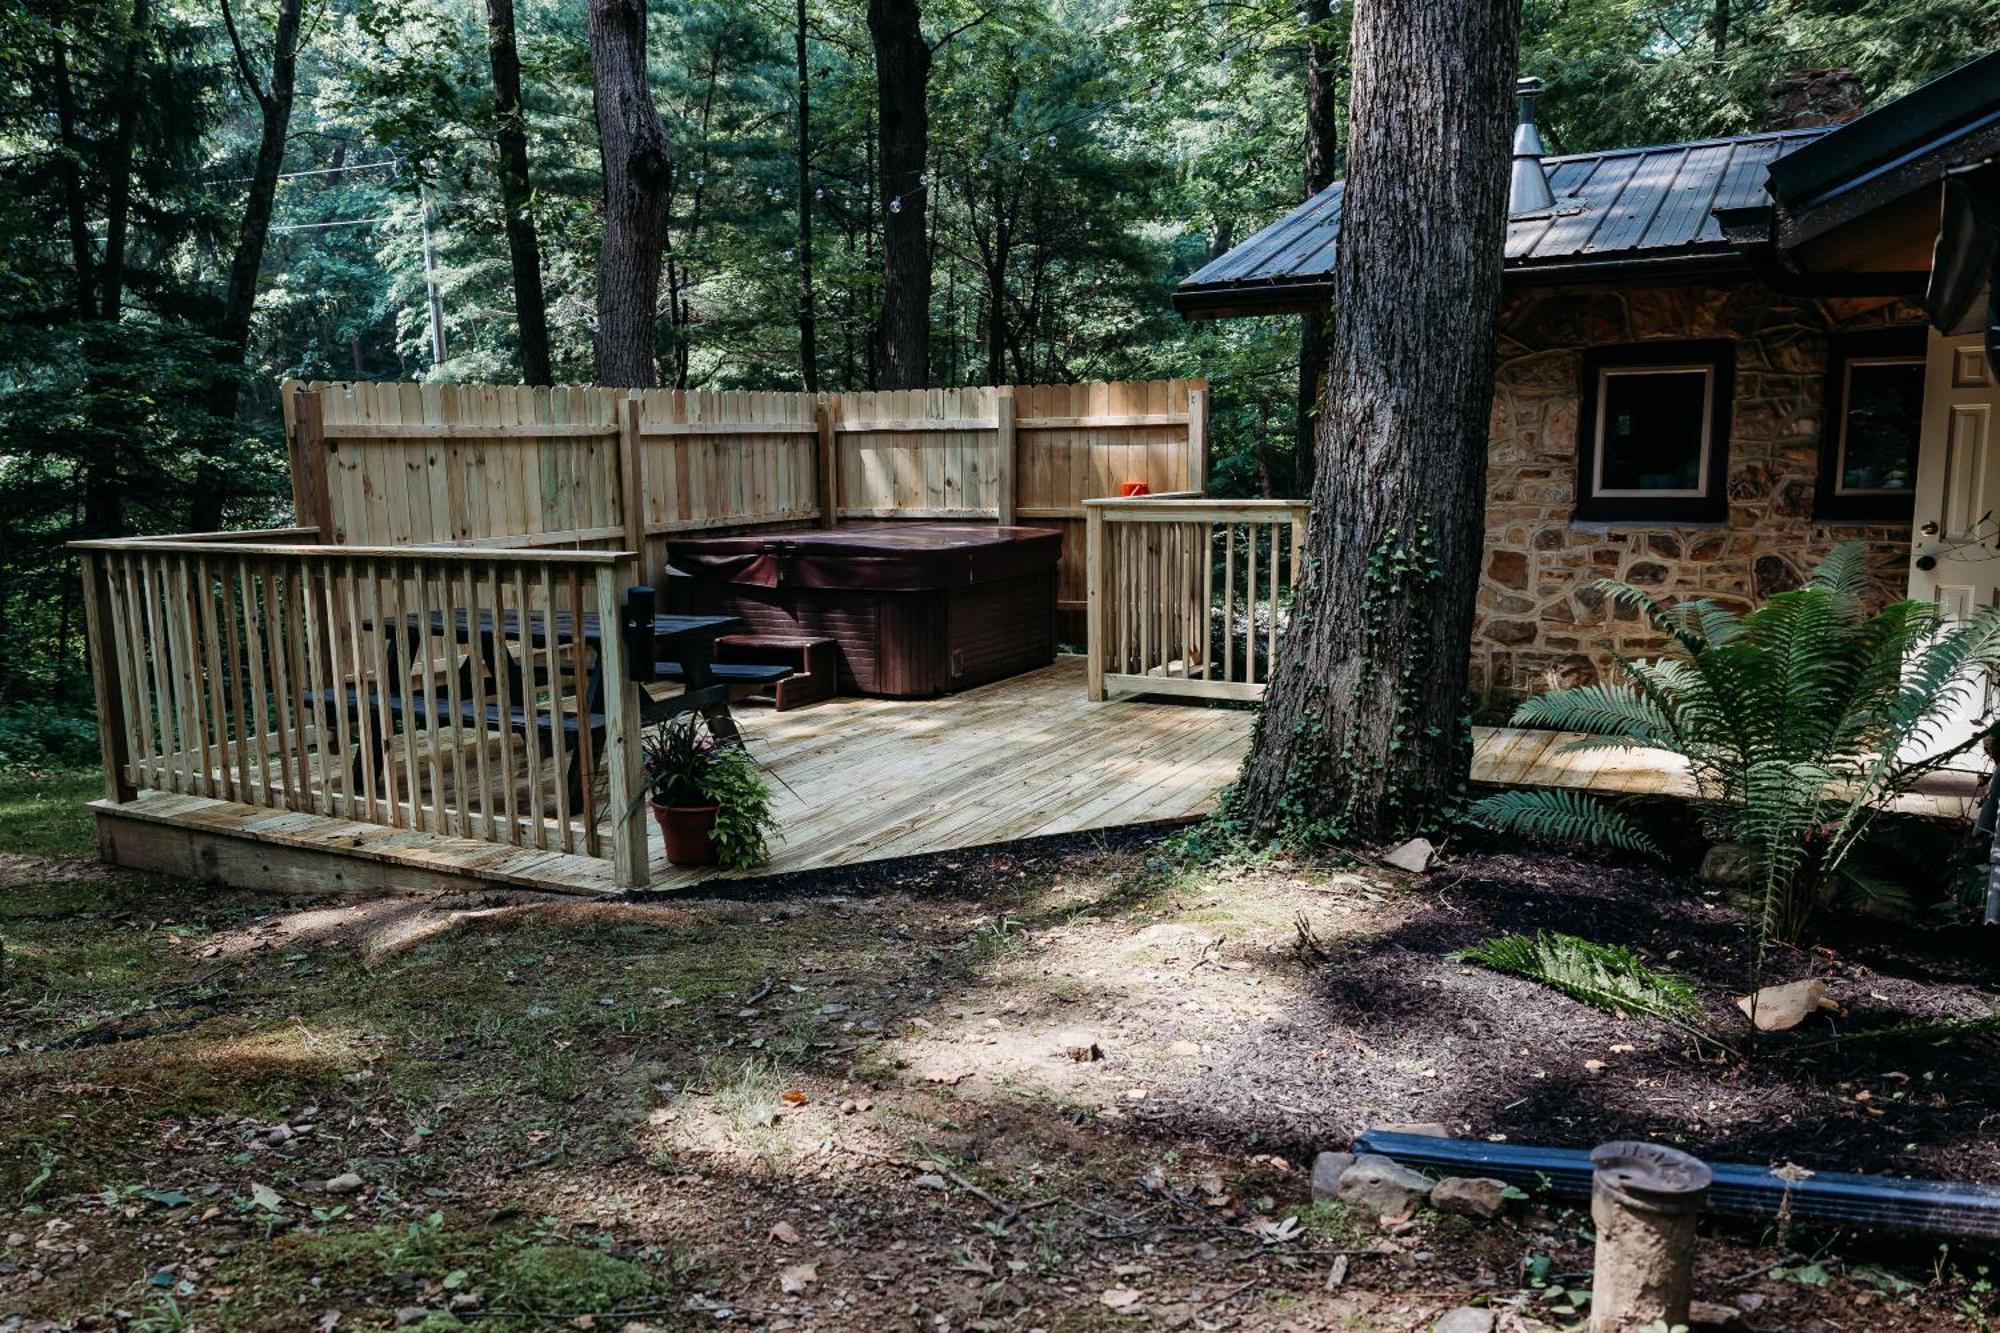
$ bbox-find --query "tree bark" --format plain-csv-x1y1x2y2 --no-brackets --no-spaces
1228,0,1521,843
588,0,674,388
50,37,95,321
485,0,552,385
1294,0,1340,497
867,0,931,389
191,0,303,532
795,0,819,391
100,0,150,321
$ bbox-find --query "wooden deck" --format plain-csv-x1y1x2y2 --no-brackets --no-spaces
92,658,1977,897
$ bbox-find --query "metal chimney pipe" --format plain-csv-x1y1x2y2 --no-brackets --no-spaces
1510,76,1556,217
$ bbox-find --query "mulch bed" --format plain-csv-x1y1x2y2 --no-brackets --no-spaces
1153,847,2000,1184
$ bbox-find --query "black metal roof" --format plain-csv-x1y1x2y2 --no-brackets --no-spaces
1175,128,1831,318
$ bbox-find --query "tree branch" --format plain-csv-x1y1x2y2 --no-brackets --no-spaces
217,0,269,109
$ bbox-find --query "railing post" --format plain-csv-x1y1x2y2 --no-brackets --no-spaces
597,568,649,888
995,390,1017,526
815,400,839,529
1186,385,1209,494
80,552,137,803
1085,501,1107,702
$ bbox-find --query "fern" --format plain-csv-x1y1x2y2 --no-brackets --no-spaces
1453,931,1704,1031
1478,542,2000,945
1466,788,1663,858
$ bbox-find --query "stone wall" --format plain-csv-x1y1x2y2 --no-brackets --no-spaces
1470,282,1918,716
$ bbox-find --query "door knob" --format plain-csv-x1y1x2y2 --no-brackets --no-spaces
1921,520,1940,536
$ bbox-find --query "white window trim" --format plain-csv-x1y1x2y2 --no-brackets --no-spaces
1833,354,1925,497
1590,362,1716,500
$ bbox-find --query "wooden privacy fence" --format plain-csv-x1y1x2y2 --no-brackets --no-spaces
76,530,648,884
1084,497,1309,702
284,378,1208,634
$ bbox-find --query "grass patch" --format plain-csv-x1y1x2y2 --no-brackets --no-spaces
216,1216,684,1328
1292,1198,1369,1245
0,767,101,858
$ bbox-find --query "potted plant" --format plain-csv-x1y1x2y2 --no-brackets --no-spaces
636,713,779,869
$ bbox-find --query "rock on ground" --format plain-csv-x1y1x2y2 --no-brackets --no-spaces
1736,978,1836,1032
1310,1151,1355,1201
1432,1308,1495,1333
1430,1176,1509,1219
1384,838,1437,873
1335,1154,1433,1221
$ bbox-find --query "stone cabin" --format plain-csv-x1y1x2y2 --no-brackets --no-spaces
1173,52,2000,717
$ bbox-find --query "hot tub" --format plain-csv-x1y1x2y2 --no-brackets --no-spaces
664,524,1062,697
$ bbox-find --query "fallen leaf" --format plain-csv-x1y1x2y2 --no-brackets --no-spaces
1100,1287,1142,1310
779,1262,818,1294
781,1089,809,1106
249,1183,282,1212
768,1221,801,1244
911,1172,948,1190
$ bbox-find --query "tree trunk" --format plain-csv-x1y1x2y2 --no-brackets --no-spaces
485,0,552,385
1228,0,1521,843
795,0,819,391
191,0,303,532
867,0,931,389
100,0,150,321
50,37,95,321
1294,0,1340,497
588,0,675,388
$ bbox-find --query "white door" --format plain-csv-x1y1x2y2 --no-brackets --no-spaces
1907,329,2000,771
1909,330,2000,613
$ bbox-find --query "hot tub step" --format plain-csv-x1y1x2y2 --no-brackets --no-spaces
714,634,838,711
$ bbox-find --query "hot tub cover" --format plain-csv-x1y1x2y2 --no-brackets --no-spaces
666,523,1061,592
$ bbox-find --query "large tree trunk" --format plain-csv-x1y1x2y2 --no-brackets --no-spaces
588,0,674,388
867,0,930,389
485,0,552,385
1293,0,1340,497
1228,0,1521,842
99,0,149,322
794,0,818,391
191,0,302,532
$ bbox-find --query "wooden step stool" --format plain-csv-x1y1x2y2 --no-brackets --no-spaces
713,634,837,711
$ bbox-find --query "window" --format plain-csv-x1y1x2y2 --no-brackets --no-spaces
1817,329,1925,521
1574,341,1734,522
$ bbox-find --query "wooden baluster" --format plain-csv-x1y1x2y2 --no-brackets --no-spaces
260,562,298,811
340,556,380,822
540,565,572,854
319,559,356,818
514,565,548,850
1200,522,1214,682
143,556,182,792
488,561,521,845
595,566,645,884
1244,521,1258,687
463,563,496,843
385,561,424,831
416,561,449,832
567,570,600,858
163,555,204,795
233,560,272,805
199,556,236,800
217,560,253,802
1085,502,1106,701
1267,519,1280,674
102,555,150,793
363,560,402,828
433,561,468,837
1221,524,1236,685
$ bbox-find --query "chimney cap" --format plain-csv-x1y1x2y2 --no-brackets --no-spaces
1516,75,1544,97
1509,73,1557,218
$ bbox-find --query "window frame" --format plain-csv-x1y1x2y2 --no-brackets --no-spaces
1574,340,1735,524
1815,328,1926,522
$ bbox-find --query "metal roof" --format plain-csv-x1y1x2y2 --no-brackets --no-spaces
1175,127,1832,317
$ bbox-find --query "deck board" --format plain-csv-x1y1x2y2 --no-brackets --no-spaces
94,662,1976,897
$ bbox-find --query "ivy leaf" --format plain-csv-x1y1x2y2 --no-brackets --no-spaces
250,1183,283,1212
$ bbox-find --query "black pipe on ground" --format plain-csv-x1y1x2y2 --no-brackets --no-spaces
1353,1131,2000,1242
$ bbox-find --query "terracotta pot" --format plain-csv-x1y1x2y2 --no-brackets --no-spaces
653,800,720,866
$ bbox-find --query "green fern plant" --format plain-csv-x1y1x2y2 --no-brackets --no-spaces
1452,931,1708,1037
1470,542,2000,945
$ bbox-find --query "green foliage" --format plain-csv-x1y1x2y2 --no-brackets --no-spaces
1468,788,1663,859
1471,543,2000,943
0,705,99,770
1453,931,1704,1031
636,713,779,871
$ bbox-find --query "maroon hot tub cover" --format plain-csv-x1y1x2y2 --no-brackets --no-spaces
664,524,1061,697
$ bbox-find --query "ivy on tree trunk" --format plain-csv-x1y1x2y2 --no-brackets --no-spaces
589,0,674,389
1228,0,1522,844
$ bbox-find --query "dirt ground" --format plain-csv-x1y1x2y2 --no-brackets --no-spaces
3,822,1998,1331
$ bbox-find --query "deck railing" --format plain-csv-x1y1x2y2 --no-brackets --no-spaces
1083,497,1308,702
74,530,649,885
